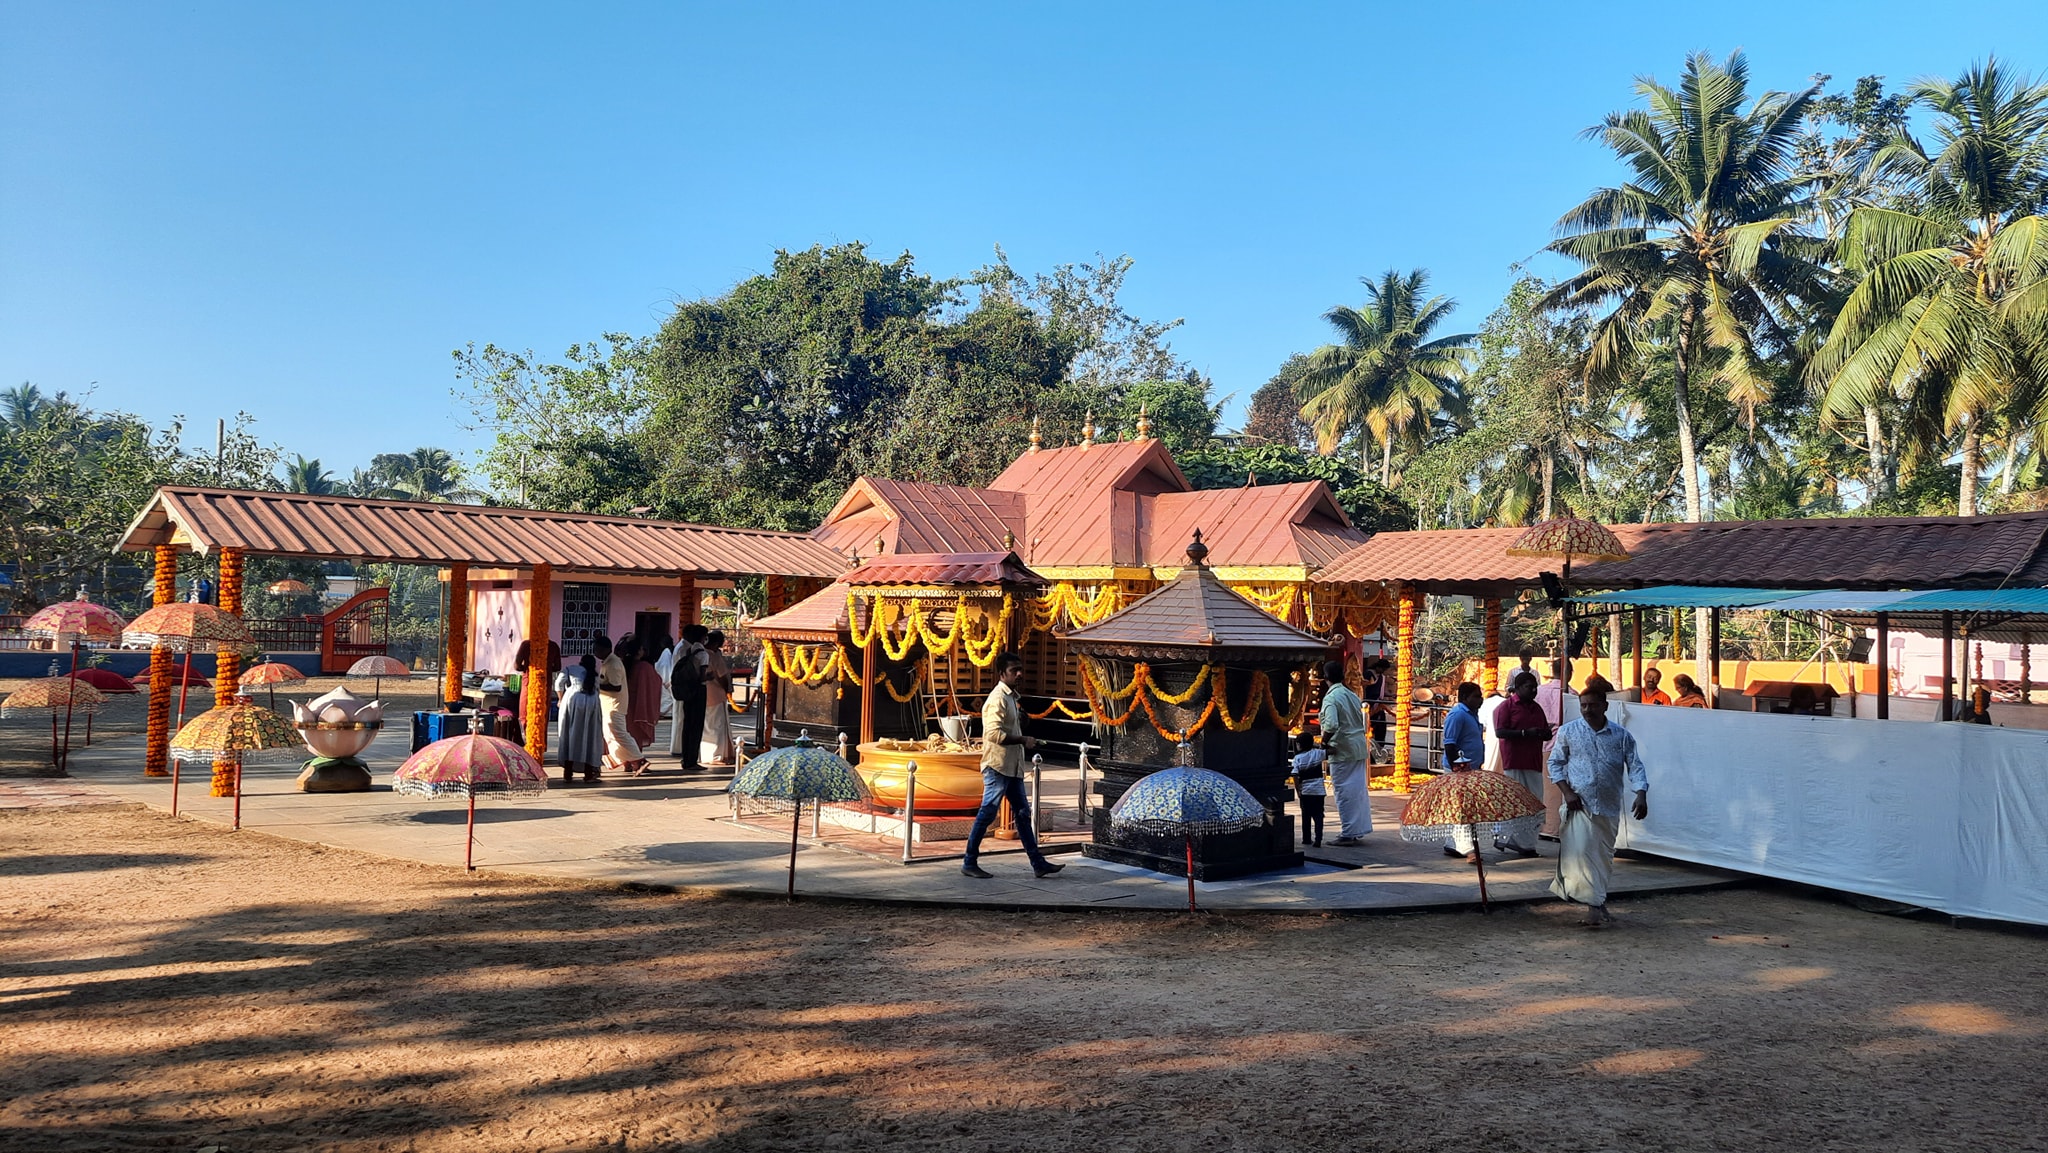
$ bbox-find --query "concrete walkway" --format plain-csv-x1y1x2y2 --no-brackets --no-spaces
48,725,1732,913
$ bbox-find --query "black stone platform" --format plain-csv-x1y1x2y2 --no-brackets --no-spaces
1084,808,1304,881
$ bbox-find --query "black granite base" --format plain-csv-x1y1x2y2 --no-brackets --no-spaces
1084,810,1304,881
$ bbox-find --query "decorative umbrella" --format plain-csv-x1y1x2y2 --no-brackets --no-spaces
171,699,302,828
347,654,413,697
394,733,550,871
1505,516,1630,684
23,590,127,772
727,734,870,898
1397,770,1545,909
72,668,138,694
266,579,311,595
125,598,258,735
1108,766,1268,911
240,660,308,709
3,678,108,771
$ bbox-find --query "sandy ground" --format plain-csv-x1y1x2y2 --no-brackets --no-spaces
2,807,2045,1152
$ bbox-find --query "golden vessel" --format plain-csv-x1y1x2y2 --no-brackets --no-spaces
854,741,988,813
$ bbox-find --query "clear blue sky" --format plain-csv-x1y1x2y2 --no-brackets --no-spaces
4,1,2044,479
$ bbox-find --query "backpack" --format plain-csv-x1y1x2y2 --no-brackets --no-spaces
669,643,707,697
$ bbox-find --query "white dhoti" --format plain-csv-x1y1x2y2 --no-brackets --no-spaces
1499,769,1545,850
1550,808,1619,907
600,692,642,767
1328,758,1373,838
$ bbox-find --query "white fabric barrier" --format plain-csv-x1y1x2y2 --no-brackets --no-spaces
1608,702,2048,926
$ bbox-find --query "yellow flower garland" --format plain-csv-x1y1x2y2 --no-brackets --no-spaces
848,592,1012,668
1076,659,1313,742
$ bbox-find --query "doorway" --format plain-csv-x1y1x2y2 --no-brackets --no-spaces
633,611,674,653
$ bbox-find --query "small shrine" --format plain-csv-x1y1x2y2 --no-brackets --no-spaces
1066,531,1334,879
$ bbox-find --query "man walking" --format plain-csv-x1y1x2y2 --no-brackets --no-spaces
1318,659,1373,845
961,652,1063,880
668,624,710,770
1547,684,1649,927
1439,681,1486,862
1492,671,1551,858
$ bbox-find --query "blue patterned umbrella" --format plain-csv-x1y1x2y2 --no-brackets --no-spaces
729,737,870,898
1109,767,1267,911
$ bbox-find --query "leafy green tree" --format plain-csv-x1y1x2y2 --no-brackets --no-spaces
1106,376,1220,454
281,455,336,495
455,334,654,511
1543,50,1833,523
1295,269,1476,486
1810,59,2048,515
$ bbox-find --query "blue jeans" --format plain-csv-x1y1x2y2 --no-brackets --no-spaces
963,768,1048,869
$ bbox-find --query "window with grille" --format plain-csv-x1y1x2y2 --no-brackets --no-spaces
561,583,611,656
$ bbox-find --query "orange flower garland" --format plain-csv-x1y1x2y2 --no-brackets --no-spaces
1077,659,1313,743
210,548,245,796
1481,599,1502,696
444,564,469,707
144,545,176,776
1393,586,1419,794
524,563,552,761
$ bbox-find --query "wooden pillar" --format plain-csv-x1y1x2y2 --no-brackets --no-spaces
1940,611,1955,721
1631,607,1644,693
524,563,553,760
859,607,878,747
1876,612,1890,720
761,576,786,749
1481,599,1502,695
210,548,245,797
1393,585,1419,793
444,564,469,708
678,572,698,631
144,545,177,776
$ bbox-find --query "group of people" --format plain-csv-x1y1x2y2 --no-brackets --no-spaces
1299,653,1651,928
544,626,737,783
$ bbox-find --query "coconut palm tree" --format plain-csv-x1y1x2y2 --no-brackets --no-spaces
1809,59,2048,515
281,455,336,495
1295,269,1476,485
1542,50,1833,523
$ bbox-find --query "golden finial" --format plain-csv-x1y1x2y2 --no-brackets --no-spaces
1081,410,1096,448
1027,416,1042,453
1186,528,1209,567
1003,530,1016,551
874,535,886,556
1135,405,1151,440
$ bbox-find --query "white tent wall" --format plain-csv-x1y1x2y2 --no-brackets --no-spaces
1610,703,2048,926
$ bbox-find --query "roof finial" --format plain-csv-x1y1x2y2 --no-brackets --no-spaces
1003,530,1016,551
1027,416,1043,453
1135,405,1151,440
1186,528,1209,568
873,535,886,556
1081,410,1096,448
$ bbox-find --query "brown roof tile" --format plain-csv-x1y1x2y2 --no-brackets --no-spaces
746,581,851,640
1065,561,1335,663
120,487,850,579
844,552,1045,588
1578,513,2048,589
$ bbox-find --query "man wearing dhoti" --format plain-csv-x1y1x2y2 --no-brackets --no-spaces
1546,685,1647,927
1318,659,1373,845
593,634,647,775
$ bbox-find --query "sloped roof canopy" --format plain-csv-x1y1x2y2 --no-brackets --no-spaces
120,487,850,580
1314,523,1679,595
747,581,851,641
843,552,1045,589
1065,546,1335,664
811,478,1025,558
1573,513,2048,590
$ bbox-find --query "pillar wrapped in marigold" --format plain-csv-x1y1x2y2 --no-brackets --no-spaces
1482,599,1503,696
1393,586,1419,793
144,545,177,776
211,548,245,796
524,563,552,760
443,564,468,708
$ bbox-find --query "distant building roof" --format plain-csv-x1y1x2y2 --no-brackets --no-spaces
747,581,850,641
1314,524,1680,594
843,552,1044,590
811,478,1025,558
1065,542,1335,663
119,487,850,579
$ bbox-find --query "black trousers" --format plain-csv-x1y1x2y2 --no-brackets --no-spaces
1298,793,1326,845
679,690,707,768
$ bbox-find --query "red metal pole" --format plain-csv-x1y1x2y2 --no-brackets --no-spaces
1186,835,1197,912
60,639,80,772
232,759,243,831
466,788,477,872
1472,826,1490,911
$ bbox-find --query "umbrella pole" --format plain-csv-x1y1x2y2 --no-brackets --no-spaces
1471,824,1490,911
175,649,194,735
48,714,58,771
60,640,79,772
466,787,477,872
171,757,181,817
1186,835,1197,913
232,759,242,831
788,800,802,901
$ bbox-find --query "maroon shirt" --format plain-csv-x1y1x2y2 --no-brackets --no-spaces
1493,696,1552,774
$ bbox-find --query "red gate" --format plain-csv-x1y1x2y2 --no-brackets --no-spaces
321,587,391,674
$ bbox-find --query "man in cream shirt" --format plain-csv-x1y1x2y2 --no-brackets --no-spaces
960,652,1064,880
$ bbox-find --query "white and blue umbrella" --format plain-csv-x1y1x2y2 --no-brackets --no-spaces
1109,766,1267,911
729,735,870,898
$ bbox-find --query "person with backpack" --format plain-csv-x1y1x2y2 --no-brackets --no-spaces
668,624,711,770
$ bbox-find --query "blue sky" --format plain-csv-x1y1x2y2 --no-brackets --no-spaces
4,1,2044,479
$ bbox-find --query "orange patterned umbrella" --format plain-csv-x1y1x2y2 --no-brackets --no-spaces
3,677,108,715
23,591,127,642
267,579,311,594
1504,516,1630,564
124,602,257,651
240,661,307,709
1398,771,1545,909
171,700,303,829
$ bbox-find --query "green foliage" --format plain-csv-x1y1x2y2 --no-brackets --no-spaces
1239,355,1317,450
1178,443,1415,533
1107,377,1220,454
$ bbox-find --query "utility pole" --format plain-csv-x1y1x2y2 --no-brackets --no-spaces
215,418,225,485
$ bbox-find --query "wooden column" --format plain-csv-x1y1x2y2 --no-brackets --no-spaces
1875,612,1890,720
1480,599,1502,695
210,548,245,797
761,575,786,750
144,545,177,776
524,564,553,760
444,564,469,709
1393,585,1419,793
1608,613,1623,686
1631,607,1644,693
678,573,698,631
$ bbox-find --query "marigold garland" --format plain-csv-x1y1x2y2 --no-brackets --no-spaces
848,592,1012,668
1026,582,1121,637
1026,698,1093,721
879,662,926,703
144,545,177,777
1393,586,1419,794
761,641,854,687
524,563,552,761
1076,659,1311,742
210,548,245,797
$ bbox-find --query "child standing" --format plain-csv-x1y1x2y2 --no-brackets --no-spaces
1289,732,1328,848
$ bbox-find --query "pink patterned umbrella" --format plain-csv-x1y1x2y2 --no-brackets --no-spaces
347,655,413,697
395,734,550,871
24,591,128,773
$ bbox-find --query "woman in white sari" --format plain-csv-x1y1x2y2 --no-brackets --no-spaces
699,630,735,766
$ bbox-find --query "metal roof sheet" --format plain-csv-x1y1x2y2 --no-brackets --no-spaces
992,440,1185,567
1574,586,1807,609
746,582,851,640
1142,484,1363,569
1574,513,2048,589
1315,523,1682,589
120,487,850,579
811,478,1024,557
843,552,1044,588
1065,559,1335,662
